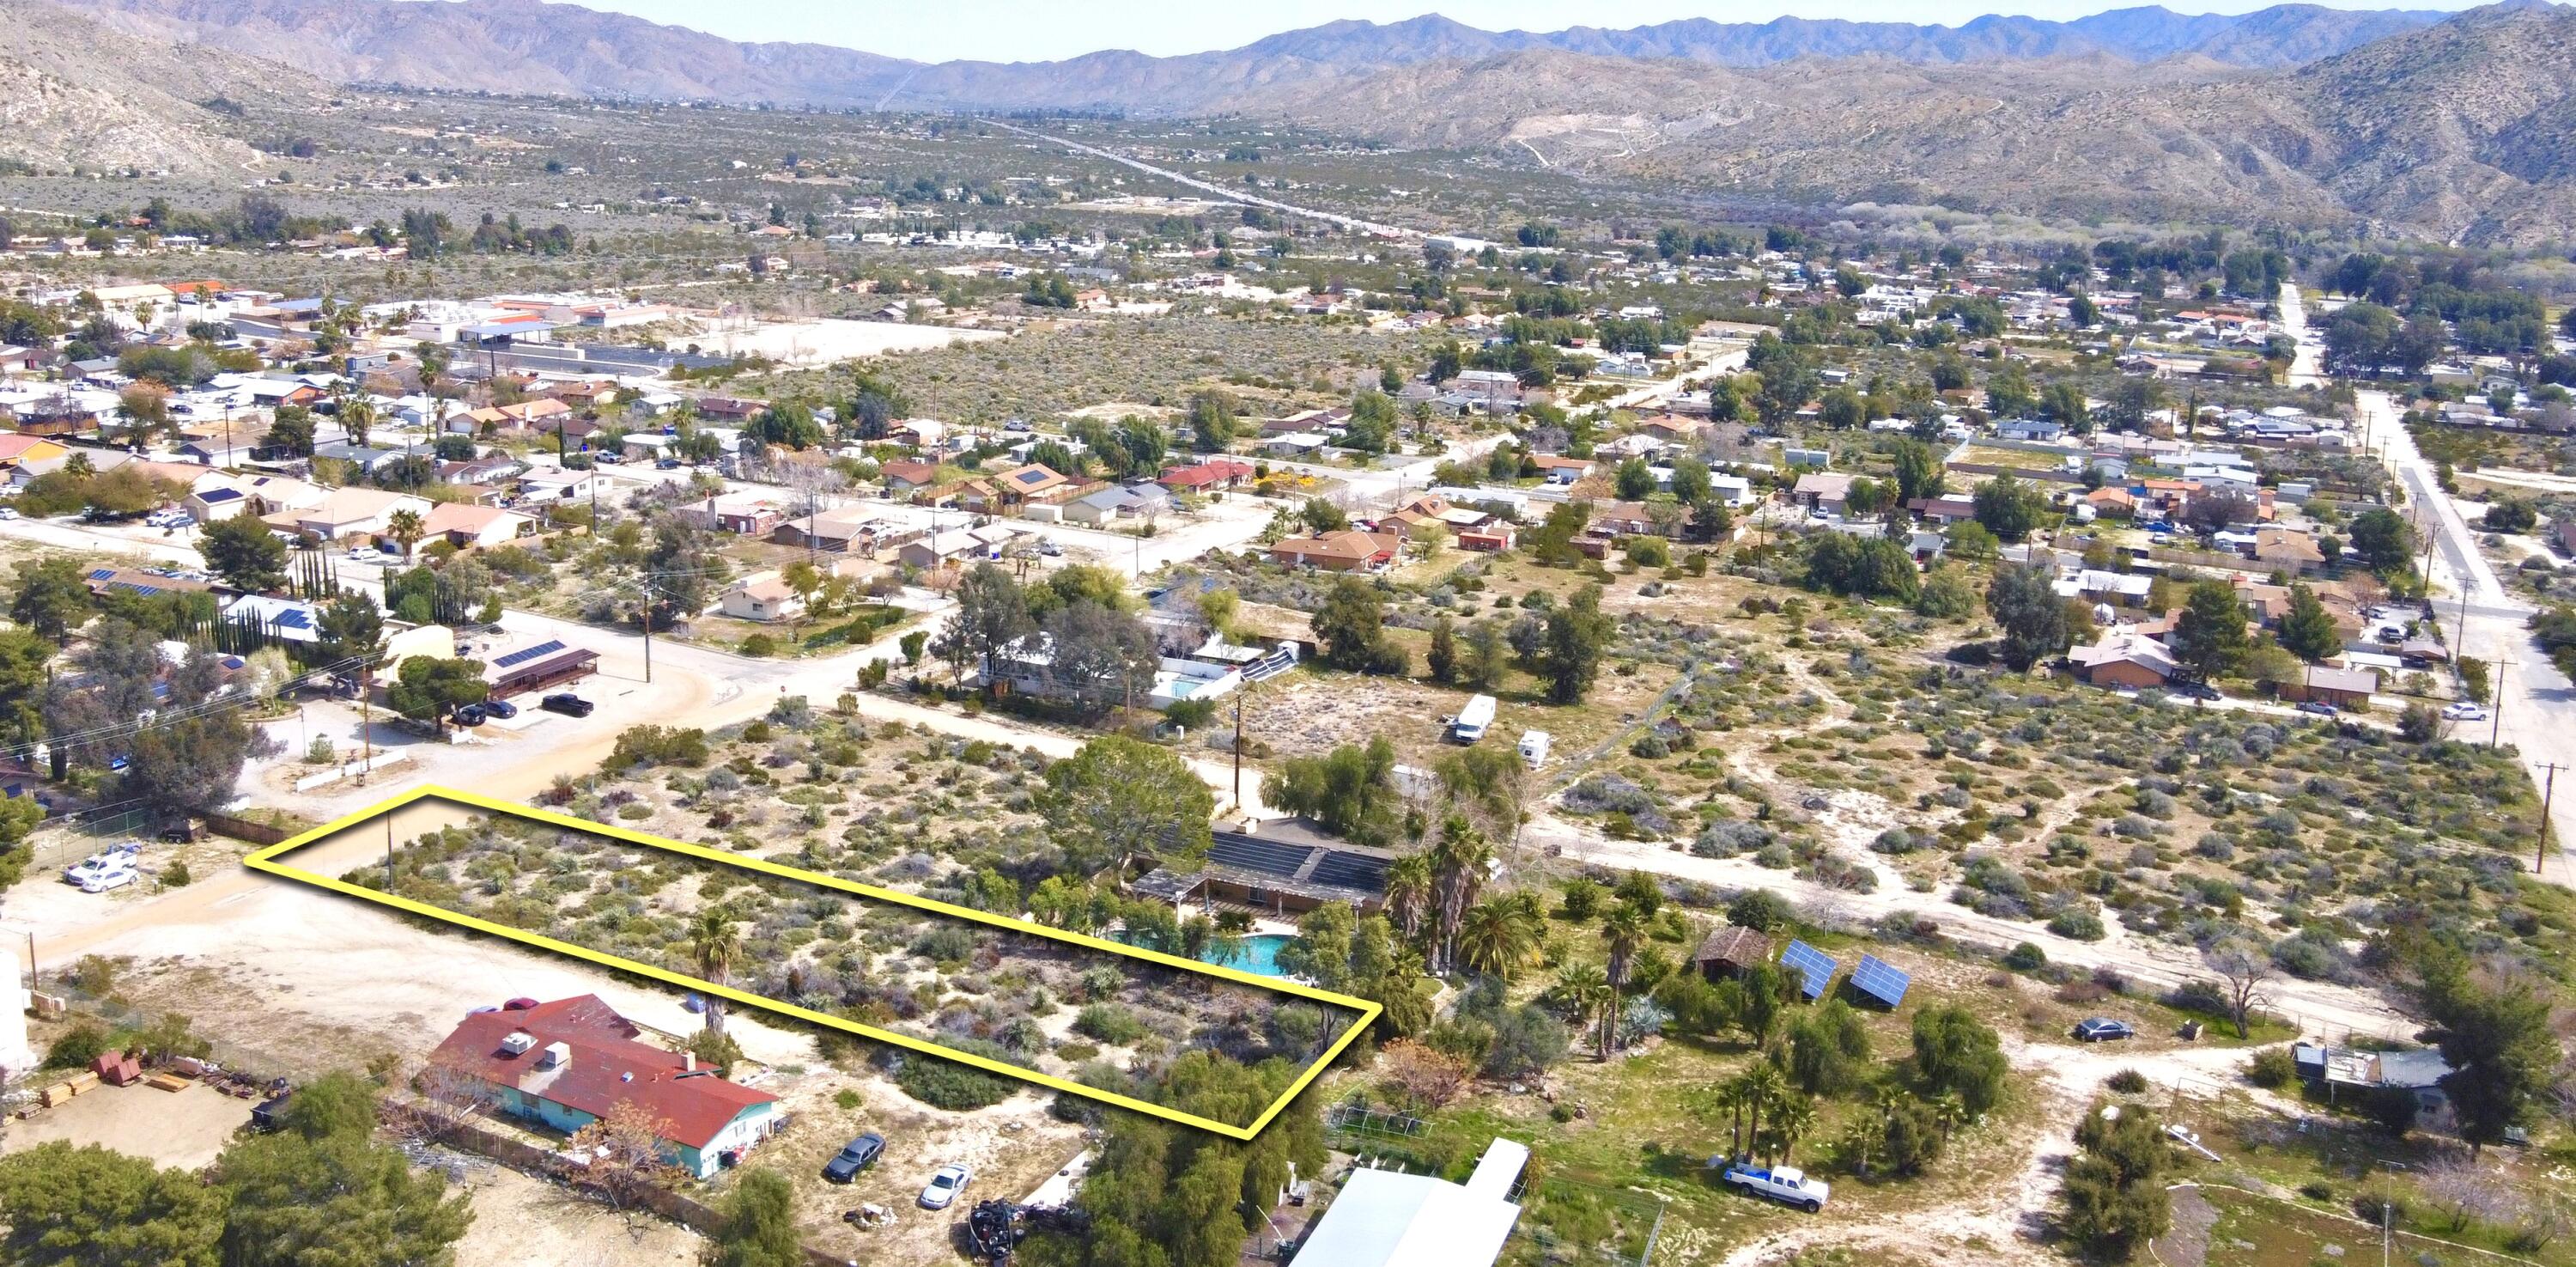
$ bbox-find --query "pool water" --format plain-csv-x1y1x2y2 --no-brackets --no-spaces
1116,931,1296,978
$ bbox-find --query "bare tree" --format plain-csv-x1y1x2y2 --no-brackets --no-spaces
395,1059,498,1147
2420,1152,2510,1233
2512,1191,2570,1252
567,1100,680,1209
2204,938,2274,1039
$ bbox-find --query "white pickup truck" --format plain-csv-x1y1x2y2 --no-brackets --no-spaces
1721,1162,1831,1212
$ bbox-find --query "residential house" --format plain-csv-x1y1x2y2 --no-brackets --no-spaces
0,434,67,474
262,488,432,544
770,508,903,555
1528,454,1595,484
517,468,605,504
85,567,213,601
1270,530,1400,572
1291,1137,1526,1267
985,463,1071,511
184,484,253,521
483,637,599,697
1691,925,1773,982
1791,472,1855,516
1064,483,1171,527
2284,664,2376,710
438,454,522,486
221,594,322,643
671,494,783,537
1905,496,1978,526
2069,630,2178,689
719,574,805,624
420,502,536,549
1996,418,2065,442
879,460,942,496
2251,527,2324,574
428,996,780,1180
1156,458,1255,495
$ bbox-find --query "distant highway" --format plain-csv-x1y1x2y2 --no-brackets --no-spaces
983,119,1419,239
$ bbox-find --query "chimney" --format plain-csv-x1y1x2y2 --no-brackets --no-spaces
683,1051,696,1072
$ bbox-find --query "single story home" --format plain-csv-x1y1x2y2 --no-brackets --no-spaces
421,502,537,549
1291,1137,1526,1267
2069,630,2178,689
261,488,432,543
719,575,804,624
428,996,780,1180
2285,664,2377,709
1156,458,1255,494
1270,530,1400,572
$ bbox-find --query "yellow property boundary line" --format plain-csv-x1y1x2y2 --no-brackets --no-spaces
244,786,1381,1140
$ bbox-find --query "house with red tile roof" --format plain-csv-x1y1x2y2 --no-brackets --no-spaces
1157,458,1255,493
428,996,780,1179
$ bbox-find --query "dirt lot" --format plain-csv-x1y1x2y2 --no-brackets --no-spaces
450,1164,702,1267
2,1078,254,1169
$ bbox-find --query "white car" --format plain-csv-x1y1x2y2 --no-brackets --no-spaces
918,1163,972,1209
0,507,19,520
347,547,386,563
78,865,137,894
2441,702,2488,721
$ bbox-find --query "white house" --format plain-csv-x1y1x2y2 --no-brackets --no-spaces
1293,1137,1526,1267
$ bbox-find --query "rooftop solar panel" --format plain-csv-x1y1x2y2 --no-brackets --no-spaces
1206,833,1312,878
1309,851,1388,892
1850,953,1912,1008
1779,940,1838,1000
493,639,567,669
273,609,312,629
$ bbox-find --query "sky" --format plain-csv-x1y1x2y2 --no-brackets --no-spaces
516,0,2479,64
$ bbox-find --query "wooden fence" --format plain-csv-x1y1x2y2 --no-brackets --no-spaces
200,811,301,846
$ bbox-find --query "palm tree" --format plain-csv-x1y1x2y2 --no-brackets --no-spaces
1557,963,1617,1062
1455,898,1538,981
1711,1081,1749,1160
1384,854,1432,945
687,909,742,1034
1426,816,1493,974
1600,903,1650,991
337,392,375,448
1772,1093,1819,1166
1930,1091,1967,1147
387,508,424,562
1838,1117,1879,1176
1740,1063,1787,1164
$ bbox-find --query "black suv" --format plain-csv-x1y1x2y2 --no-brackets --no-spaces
822,1132,885,1184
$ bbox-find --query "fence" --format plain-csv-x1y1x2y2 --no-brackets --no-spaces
1323,1104,1426,1138
201,811,300,846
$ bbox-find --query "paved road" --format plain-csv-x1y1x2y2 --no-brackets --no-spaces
986,119,1417,239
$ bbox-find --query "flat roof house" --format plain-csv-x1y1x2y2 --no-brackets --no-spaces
428,996,780,1180
1292,1137,1527,1267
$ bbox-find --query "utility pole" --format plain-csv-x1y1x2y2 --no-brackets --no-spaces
2491,658,2508,748
638,581,653,685
384,817,396,892
2537,761,2566,876
1231,691,1244,812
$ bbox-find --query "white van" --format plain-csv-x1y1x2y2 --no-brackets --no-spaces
1449,694,1498,744
1517,729,1552,769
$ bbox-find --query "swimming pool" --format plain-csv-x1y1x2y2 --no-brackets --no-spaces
1116,931,1297,978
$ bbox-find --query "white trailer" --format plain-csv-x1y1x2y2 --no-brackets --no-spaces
1449,693,1497,743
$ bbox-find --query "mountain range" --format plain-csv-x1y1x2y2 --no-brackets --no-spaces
42,0,2463,112
4,0,2574,247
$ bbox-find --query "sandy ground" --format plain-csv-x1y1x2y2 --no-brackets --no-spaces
3,1079,255,1169
686,317,1005,368
450,1163,702,1267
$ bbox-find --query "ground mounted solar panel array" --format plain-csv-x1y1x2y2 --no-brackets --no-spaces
1850,953,1912,1008
1778,940,1838,999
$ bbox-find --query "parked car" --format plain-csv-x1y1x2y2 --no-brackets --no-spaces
1721,1162,1829,1212
541,693,593,718
482,697,519,720
2075,1017,2136,1042
347,546,386,563
823,1133,885,1184
79,865,138,894
453,704,487,727
0,507,20,521
2171,682,2220,702
2295,701,2339,717
1037,539,1062,557
2440,702,2488,721
919,1163,972,1209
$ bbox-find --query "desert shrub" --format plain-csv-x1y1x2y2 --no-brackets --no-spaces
892,1040,1019,1110
2246,1046,2298,1089
2105,1068,2148,1093
1692,819,1772,858
1072,1004,1146,1046
2049,910,2107,941
2003,941,2048,972
910,926,976,965
43,1021,112,1070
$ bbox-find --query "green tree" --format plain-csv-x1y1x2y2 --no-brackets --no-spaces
1787,998,1873,1097
263,405,316,457
1425,614,1457,684
703,1168,801,1267
1265,740,1400,846
2415,944,2559,1157
198,514,290,592
1537,583,1614,704
2275,583,2341,662
1314,576,1403,674
1889,438,1943,503
11,557,94,645
276,1070,379,1142
1971,474,2047,542
1188,389,1239,453
0,1142,226,1267
314,594,385,667
1986,563,2072,671
1911,1004,2008,1115
384,656,489,728
2346,508,2416,573
2171,579,2251,680
2062,1102,2171,1256
932,563,1032,690
1042,735,1216,876
1613,457,1656,501
211,1132,473,1267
